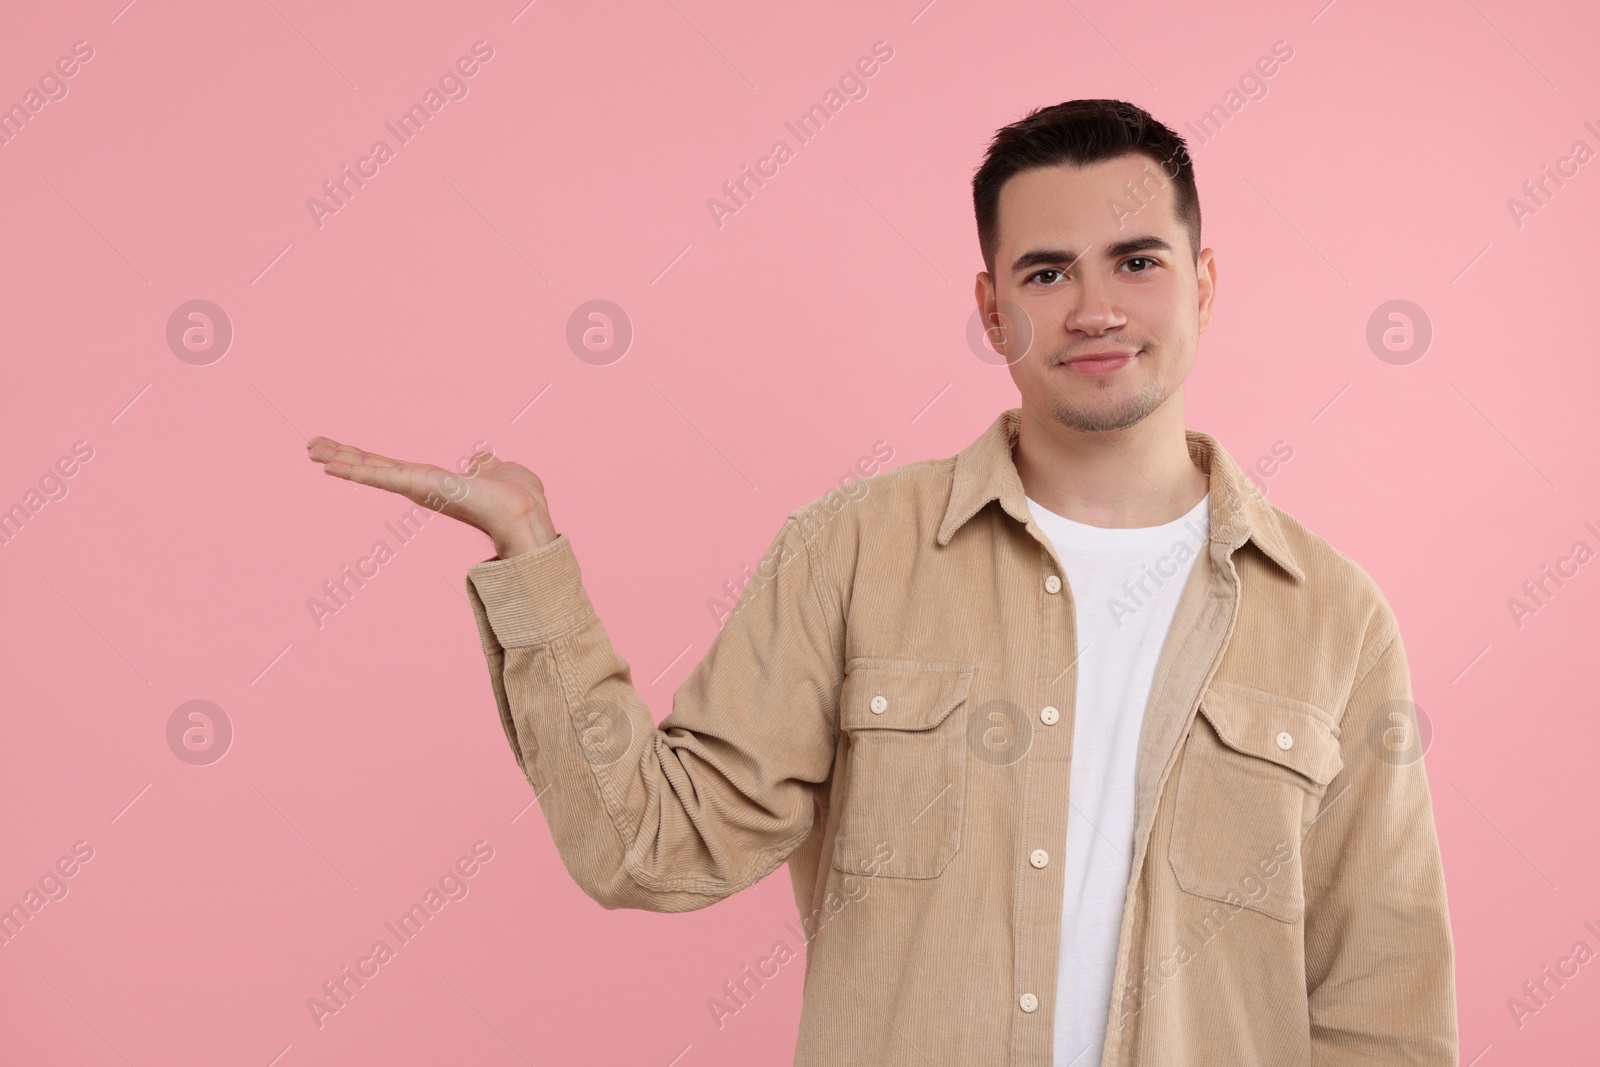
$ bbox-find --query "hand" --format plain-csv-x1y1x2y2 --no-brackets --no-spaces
306,436,558,559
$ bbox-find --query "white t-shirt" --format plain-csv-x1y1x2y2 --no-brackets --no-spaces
1025,491,1210,1067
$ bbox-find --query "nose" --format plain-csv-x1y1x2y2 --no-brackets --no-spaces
1061,270,1124,337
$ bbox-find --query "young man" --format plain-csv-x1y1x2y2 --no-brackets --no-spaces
307,99,1457,1066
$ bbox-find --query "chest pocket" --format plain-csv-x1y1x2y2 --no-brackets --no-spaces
831,659,974,879
1169,681,1342,922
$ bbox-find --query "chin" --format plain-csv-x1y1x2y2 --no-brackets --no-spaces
1044,388,1167,434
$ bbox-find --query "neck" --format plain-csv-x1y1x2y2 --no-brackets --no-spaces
1013,393,1208,528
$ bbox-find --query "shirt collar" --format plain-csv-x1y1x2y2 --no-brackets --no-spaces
936,407,1306,583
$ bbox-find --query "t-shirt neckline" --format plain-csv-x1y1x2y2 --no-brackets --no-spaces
1026,491,1209,551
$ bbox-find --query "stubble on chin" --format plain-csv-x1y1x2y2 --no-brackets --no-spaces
1042,368,1168,434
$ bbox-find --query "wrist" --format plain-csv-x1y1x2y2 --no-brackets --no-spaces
491,520,553,560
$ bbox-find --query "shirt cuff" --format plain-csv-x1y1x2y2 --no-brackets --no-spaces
465,532,598,648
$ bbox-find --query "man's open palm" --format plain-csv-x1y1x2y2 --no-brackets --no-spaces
306,436,556,559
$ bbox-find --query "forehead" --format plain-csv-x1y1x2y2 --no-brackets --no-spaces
995,155,1182,252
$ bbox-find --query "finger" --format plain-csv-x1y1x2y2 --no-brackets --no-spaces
321,458,421,496
308,438,406,470
345,447,409,469
308,437,381,466
306,436,341,462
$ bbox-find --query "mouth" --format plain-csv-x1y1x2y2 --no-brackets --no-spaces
1056,349,1139,375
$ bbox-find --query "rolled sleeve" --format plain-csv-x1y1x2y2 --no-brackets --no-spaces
467,533,596,649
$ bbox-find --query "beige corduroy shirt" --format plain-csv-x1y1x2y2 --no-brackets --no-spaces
463,407,1457,1066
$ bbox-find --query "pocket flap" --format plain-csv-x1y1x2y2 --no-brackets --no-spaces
1197,683,1342,786
840,659,975,731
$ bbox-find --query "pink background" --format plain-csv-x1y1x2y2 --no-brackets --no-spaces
3,0,1597,1063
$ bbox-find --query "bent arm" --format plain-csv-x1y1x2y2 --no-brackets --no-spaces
464,515,843,912
1302,614,1458,1064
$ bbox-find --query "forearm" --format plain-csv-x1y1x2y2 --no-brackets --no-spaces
464,523,840,911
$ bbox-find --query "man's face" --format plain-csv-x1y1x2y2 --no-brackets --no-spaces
975,154,1216,434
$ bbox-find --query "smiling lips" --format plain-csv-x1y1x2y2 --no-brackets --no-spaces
1058,350,1138,374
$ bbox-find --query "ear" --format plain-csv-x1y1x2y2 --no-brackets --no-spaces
1195,247,1218,333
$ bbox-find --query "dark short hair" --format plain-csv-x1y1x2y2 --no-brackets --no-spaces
972,99,1200,275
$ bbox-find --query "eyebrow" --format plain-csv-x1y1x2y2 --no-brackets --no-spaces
1010,235,1174,274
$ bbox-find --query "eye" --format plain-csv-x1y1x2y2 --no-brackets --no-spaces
1026,268,1063,285
1122,256,1159,273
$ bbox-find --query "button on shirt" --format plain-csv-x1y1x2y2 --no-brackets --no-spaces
1026,492,1208,1067
462,408,1457,1066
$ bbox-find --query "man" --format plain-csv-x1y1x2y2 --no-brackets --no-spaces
307,99,1457,1066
